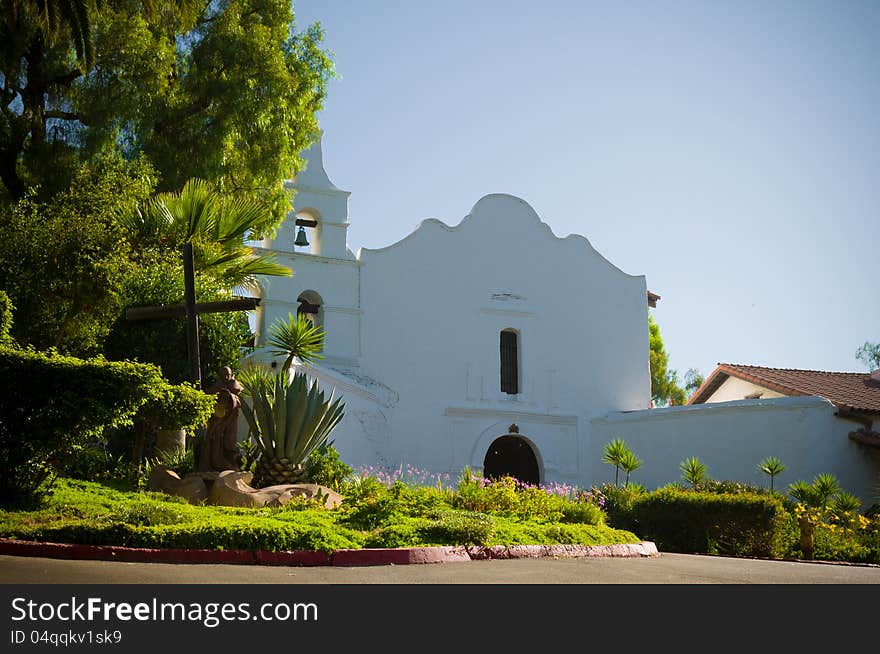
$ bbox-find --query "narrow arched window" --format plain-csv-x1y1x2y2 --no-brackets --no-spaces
500,329,519,395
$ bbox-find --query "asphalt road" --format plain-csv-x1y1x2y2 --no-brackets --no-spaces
2,552,879,584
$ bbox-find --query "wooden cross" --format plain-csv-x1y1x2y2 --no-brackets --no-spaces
125,243,261,387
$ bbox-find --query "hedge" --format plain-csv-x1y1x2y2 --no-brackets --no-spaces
0,347,213,505
628,487,789,558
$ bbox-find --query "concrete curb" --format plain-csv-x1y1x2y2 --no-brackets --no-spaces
0,538,658,567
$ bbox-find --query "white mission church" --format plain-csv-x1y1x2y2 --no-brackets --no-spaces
246,138,880,502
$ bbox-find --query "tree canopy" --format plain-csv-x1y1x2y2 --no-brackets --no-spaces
1,0,334,224
648,313,701,407
0,1,333,376
855,342,880,370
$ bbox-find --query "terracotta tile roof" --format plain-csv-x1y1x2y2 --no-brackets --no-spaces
687,363,880,415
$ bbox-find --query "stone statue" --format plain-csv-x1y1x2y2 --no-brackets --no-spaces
198,367,244,472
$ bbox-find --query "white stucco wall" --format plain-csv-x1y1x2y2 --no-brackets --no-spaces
345,193,652,484
591,396,880,503
704,377,786,402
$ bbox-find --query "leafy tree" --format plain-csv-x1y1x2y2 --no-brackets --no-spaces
1,0,334,222
855,342,880,370
0,154,156,354
0,290,13,346
102,249,254,385
683,368,705,397
106,178,294,382
649,313,688,406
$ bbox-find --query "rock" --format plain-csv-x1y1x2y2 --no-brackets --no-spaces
147,466,208,505
262,483,344,510
207,471,264,507
205,471,343,509
149,468,343,510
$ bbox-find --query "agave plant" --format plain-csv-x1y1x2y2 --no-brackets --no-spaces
239,366,345,487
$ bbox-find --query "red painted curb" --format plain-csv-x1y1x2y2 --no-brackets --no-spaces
0,538,657,567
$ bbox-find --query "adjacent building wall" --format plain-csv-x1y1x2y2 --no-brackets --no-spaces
591,396,880,503
703,377,786,402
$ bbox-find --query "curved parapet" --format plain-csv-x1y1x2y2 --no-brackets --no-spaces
359,193,642,280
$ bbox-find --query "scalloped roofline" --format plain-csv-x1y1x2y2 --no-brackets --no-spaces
357,193,642,280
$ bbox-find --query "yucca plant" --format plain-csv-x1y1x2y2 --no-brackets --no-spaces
620,449,642,487
757,456,786,492
602,438,630,487
680,456,707,489
266,312,325,372
239,366,345,488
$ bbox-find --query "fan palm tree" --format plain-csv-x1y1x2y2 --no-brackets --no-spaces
123,178,292,291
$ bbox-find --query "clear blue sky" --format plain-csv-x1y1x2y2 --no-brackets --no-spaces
291,0,879,380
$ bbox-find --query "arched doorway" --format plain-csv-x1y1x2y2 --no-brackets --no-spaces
483,434,540,485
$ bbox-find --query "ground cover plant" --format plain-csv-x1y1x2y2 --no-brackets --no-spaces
0,467,640,554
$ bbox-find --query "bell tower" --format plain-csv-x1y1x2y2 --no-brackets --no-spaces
256,134,361,368
266,133,353,259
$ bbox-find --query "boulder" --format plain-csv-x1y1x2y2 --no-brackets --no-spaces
206,471,343,509
147,466,208,505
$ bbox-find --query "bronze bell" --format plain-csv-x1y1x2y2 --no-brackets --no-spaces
294,225,309,248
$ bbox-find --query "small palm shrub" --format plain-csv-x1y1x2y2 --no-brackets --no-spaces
757,456,786,492
680,457,707,489
602,438,641,487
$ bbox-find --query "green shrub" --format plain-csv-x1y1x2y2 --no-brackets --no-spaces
111,501,192,526
61,443,135,483
420,509,496,545
0,347,217,505
364,519,426,548
136,381,215,433
560,499,606,526
0,348,165,505
0,290,13,346
695,479,767,495
597,482,644,531
305,443,353,491
452,474,523,516
629,487,789,558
